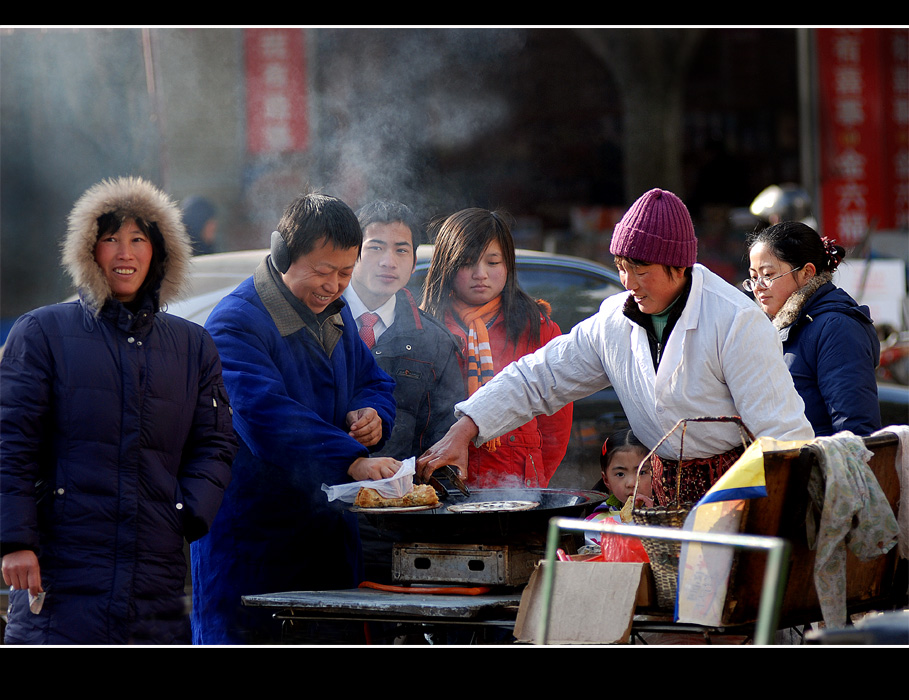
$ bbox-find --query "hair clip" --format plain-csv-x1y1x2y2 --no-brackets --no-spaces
820,235,841,267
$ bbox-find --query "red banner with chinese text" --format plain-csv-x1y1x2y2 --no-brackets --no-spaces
245,28,309,154
816,28,908,245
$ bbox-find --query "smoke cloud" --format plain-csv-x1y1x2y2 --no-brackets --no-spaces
312,28,529,222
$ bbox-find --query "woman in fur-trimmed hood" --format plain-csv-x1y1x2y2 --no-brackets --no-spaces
746,221,881,437
0,177,237,645
62,175,192,312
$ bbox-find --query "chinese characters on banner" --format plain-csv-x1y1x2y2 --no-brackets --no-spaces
245,28,308,154
816,28,908,246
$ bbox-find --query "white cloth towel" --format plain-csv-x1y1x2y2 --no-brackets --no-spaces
806,431,899,628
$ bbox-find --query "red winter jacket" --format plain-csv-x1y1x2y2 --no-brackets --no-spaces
444,308,573,489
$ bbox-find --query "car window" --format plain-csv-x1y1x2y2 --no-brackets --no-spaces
518,268,622,331
407,263,622,332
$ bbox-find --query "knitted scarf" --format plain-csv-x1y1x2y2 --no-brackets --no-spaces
452,296,502,451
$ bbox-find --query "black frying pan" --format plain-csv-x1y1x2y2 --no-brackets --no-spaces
355,487,607,543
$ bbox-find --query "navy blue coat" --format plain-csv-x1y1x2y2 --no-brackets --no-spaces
0,296,237,644
780,282,881,436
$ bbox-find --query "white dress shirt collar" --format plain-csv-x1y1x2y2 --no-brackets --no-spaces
343,285,397,341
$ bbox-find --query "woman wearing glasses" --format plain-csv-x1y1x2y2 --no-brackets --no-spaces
746,221,881,436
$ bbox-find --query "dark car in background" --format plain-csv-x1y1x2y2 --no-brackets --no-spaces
408,246,623,335
166,245,621,332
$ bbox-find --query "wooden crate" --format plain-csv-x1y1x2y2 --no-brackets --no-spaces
721,432,903,626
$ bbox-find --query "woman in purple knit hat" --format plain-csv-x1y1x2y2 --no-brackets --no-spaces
417,188,814,505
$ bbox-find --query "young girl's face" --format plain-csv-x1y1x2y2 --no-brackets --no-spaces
451,239,508,306
603,449,652,505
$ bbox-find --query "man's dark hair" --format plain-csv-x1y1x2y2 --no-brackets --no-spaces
276,193,362,263
355,200,424,260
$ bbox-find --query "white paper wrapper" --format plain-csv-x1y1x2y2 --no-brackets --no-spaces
321,457,416,504
29,591,46,614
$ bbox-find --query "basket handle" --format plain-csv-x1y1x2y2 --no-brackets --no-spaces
631,416,755,508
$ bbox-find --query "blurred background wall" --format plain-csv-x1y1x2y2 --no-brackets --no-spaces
2,26,906,334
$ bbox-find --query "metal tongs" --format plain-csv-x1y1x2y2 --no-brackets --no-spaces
427,464,470,500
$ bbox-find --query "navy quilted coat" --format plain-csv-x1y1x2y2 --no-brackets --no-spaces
778,280,881,436
0,178,237,645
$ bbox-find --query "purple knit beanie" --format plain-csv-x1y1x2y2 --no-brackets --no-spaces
609,188,697,267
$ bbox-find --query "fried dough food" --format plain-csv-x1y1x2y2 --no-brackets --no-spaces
354,484,440,508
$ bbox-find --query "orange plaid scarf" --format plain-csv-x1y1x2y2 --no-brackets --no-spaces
452,296,502,451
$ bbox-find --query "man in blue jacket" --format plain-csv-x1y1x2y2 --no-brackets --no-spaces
190,193,399,645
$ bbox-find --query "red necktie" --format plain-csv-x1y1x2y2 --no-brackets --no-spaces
358,312,379,349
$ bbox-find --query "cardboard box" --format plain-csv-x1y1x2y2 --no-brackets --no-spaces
514,560,652,644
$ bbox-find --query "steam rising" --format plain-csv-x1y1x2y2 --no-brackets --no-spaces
315,28,528,219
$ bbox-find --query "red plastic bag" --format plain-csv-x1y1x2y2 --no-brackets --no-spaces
597,521,649,563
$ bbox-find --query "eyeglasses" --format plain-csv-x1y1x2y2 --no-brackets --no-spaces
742,265,803,292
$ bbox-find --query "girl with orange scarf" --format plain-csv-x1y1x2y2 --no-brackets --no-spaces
421,208,573,489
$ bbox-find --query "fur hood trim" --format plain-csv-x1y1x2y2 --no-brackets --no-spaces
62,177,192,313
771,271,833,330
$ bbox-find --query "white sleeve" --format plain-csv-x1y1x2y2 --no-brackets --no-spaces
719,306,814,442
455,313,612,445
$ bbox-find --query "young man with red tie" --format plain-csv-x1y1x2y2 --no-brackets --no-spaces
344,200,464,463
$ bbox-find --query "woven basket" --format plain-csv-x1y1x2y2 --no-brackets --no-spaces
629,417,755,612
632,504,693,609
